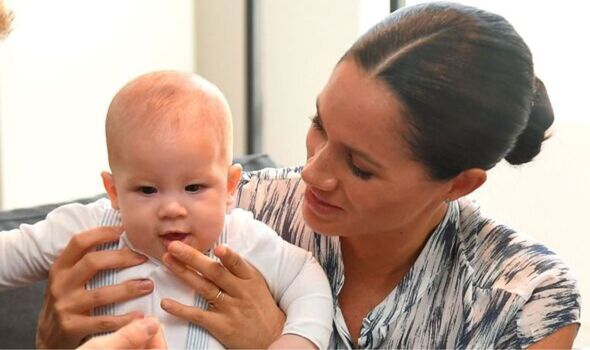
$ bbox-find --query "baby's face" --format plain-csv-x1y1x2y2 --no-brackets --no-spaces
103,126,238,261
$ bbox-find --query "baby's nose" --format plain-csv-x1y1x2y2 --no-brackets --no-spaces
158,199,188,219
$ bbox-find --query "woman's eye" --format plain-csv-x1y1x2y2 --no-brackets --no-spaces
310,115,325,132
185,184,201,193
139,186,157,195
347,154,373,180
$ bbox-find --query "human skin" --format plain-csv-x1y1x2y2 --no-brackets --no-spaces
101,72,241,261
77,317,166,350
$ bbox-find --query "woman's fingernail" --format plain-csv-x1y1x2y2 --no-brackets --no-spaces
137,317,159,335
215,245,226,256
161,299,171,310
138,279,153,292
130,311,144,319
168,241,183,255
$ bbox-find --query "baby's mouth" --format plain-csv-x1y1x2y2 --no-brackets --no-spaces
160,231,190,246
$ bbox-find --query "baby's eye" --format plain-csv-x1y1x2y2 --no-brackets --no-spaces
185,184,201,193
138,186,157,195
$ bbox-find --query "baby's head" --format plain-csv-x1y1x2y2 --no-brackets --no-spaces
101,71,241,260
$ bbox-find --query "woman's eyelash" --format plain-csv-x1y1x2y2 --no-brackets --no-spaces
310,115,325,131
346,154,373,180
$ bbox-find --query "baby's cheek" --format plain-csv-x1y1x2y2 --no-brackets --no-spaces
122,215,161,257
193,212,226,252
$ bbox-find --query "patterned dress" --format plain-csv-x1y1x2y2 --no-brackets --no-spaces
235,167,581,349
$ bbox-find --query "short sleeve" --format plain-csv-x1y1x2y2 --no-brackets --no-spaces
495,264,581,348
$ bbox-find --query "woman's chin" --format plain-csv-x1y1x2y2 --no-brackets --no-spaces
302,204,341,236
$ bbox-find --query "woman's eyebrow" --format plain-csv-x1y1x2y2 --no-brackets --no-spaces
316,96,383,170
315,97,321,116
348,146,384,170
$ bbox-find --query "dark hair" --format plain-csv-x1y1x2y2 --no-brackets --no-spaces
345,2,554,180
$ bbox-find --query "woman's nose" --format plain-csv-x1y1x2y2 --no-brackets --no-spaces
158,198,188,219
302,144,338,191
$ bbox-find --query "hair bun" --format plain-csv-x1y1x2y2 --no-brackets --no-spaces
505,78,554,165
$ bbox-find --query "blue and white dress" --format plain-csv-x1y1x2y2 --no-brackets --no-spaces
235,167,581,349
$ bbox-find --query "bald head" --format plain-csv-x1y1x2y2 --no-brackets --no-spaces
105,71,233,170
0,0,13,39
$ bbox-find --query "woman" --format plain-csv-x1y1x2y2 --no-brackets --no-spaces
36,2,580,348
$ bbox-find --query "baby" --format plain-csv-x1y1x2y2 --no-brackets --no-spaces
0,71,333,349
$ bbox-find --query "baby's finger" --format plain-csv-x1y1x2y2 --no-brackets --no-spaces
79,316,161,349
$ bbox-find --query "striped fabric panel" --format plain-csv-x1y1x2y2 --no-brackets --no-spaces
88,206,231,349
185,215,229,349
86,208,122,335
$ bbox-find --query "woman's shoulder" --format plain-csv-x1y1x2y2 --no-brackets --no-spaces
241,166,303,183
455,198,578,299
236,166,305,210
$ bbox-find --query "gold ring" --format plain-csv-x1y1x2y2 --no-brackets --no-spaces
214,289,225,302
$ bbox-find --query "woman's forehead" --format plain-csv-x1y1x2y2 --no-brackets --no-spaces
318,61,410,159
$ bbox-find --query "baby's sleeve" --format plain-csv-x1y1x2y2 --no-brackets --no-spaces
232,210,333,349
0,200,105,290
495,262,581,349
276,250,334,349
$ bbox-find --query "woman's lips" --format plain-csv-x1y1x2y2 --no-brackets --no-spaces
304,188,342,216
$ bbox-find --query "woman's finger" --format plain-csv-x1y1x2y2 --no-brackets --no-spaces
214,245,256,280
66,248,147,286
66,279,154,312
160,298,223,329
161,254,228,302
55,226,123,268
166,242,241,295
48,311,144,347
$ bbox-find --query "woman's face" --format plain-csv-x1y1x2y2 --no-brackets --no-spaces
301,59,450,239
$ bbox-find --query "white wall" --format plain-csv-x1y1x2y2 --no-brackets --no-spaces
195,0,247,157
0,0,196,210
258,0,366,167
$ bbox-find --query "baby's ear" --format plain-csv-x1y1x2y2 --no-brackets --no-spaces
226,163,243,207
101,171,120,209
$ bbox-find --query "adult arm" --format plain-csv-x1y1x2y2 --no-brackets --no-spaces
527,324,578,349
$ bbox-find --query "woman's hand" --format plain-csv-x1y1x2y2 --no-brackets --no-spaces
78,316,167,350
36,226,155,349
160,241,286,349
